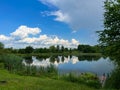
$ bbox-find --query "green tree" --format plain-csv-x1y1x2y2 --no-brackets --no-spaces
56,45,60,52
25,46,34,53
18,49,25,54
0,42,4,49
49,46,56,53
98,0,120,89
98,0,120,61
77,44,95,53
61,46,64,52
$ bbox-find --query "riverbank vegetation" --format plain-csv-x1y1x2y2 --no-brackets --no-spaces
0,54,101,90
0,69,98,90
98,0,120,89
0,52,102,89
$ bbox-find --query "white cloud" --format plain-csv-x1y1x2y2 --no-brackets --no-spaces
71,39,79,45
0,35,10,41
40,0,104,31
39,35,48,40
0,25,80,48
18,37,37,44
11,25,41,39
51,10,70,23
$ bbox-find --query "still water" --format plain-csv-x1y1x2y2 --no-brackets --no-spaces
23,56,115,76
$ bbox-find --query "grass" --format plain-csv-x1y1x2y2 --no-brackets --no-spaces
0,69,96,90
60,72,101,89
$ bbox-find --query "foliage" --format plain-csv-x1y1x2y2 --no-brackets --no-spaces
0,54,23,72
49,45,56,53
16,44,101,54
98,0,120,60
60,73,101,89
25,46,34,53
17,64,58,78
105,68,120,89
77,45,100,53
98,0,120,89
0,42,4,49
18,48,25,54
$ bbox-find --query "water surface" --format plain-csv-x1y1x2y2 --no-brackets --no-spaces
23,56,115,76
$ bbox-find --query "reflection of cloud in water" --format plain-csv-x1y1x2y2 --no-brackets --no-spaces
23,56,79,67
54,56,79,66
71,56,79,64
23,56,52,67
23,56,115,76
31,57,51,67
59,57,115,76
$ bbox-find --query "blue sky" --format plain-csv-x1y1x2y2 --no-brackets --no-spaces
0,0,104,48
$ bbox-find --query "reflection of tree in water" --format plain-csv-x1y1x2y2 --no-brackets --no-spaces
50,55,58,63
56,57,59,63
78,55,101,61
49,55,101,63
25,59,33,65
36,55,50,60
61,56,64,62
70,55,72,59
24,56,33,65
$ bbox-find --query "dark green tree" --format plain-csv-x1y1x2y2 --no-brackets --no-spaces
61,46,64,52
0,42,4,49
25,46,34,53
98,0,120,89
56,45,60,52
49,46,56,53
77,44,96,53
18,49,25,54
98,0,120,60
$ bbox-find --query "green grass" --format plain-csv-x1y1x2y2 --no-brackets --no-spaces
0,69,96,90
60,72,101,89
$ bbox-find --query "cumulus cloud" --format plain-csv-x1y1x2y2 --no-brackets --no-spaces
0,25,79,48
40,0,104,31
0,35,10,41
71,39,79,45
11,25,41,39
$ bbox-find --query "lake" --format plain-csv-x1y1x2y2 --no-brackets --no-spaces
23,55,115,76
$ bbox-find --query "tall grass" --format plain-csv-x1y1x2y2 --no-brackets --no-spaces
0,54,57,78
17,64,58,78
60,72,101,89
0,54,23,72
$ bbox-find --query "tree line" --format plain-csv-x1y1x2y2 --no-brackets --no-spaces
0,42,101,54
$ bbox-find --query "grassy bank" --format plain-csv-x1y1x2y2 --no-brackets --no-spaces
0,69,96,90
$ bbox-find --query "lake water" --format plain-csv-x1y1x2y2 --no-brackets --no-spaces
23,56,115,76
